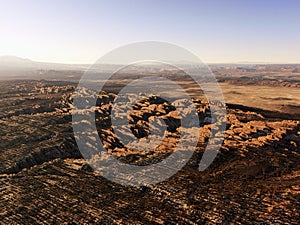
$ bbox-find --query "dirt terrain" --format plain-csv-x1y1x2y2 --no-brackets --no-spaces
0,77,299,224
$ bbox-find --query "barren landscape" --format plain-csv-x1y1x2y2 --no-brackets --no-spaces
0,64,299,224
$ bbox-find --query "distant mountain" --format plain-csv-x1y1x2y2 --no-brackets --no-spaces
0,56,37,70
0,56,89,71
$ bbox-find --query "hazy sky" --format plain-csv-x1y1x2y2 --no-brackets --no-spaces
0,0,299,64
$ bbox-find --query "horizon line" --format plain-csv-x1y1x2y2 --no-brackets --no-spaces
1,55,300,65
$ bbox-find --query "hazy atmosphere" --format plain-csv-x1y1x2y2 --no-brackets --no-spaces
1,0,300,63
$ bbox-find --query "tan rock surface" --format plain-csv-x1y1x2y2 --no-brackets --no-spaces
0,80,299,224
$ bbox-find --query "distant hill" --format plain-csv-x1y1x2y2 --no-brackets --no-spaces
0,56,89,72
0,56,37,70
